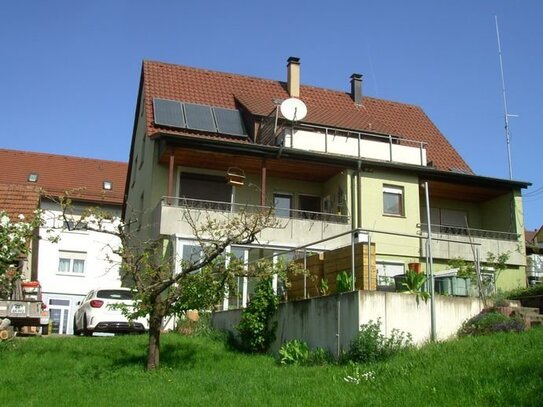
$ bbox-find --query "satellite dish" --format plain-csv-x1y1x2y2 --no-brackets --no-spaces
280,98,307,122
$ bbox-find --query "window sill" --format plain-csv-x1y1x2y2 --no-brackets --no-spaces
383,213,406,219
56,272,86,277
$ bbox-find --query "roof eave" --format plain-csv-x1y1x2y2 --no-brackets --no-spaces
153,131,531,190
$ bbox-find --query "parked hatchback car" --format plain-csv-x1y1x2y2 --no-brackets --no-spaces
73,288,148,336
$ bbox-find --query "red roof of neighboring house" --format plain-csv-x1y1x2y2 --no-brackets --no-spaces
142,60,472,173
0,184,40,221
0,149,127,205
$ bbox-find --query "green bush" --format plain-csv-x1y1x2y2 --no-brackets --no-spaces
176,312,226,341
336,271,353,293
236,277,279,353
458,309,525,337
506,284,543,300
278,339,310,365
347,319,413,363
278,339,333,366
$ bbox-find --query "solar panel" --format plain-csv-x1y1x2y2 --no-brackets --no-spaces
213,108,247,136
184,103,217,132
153,98,185,128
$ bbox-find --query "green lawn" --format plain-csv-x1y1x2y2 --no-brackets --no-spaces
1,328,543,406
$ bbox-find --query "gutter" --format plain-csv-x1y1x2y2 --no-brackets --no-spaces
154,132,532,189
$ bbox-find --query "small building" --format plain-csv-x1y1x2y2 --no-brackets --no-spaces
0,149,127,334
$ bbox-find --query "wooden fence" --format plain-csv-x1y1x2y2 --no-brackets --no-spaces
288,242,376,300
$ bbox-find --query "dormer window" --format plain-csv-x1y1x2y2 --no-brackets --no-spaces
103,181,112,190
28,173,38,182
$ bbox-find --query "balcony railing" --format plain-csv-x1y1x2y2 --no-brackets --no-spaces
419,223,519,241
162,197,350,225
258,109,427,166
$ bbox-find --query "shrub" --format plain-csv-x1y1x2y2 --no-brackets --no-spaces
347,319,413,363
458,309,525,337
176,312,226,341
278,339,333,366
336,271,353,293
236,277,279,353
278,339,310,365
506,284,543,300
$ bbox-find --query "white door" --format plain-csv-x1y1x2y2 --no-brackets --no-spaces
48,298,71,334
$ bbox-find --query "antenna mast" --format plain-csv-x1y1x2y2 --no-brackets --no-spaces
495,15,515,180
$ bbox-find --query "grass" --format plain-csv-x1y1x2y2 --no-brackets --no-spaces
1,328,543,406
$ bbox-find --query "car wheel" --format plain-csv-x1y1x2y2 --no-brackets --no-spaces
83,315,92,337
73,317,79,336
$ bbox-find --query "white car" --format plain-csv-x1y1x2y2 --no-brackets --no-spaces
73,288,148,336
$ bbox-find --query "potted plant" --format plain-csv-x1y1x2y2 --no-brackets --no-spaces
401,269,430,305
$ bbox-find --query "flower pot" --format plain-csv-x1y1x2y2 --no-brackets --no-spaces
408,262,422,273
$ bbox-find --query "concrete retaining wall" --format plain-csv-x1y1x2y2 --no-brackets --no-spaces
211,290,483,356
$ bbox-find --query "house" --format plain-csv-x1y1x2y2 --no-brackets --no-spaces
124,58,530,307
526,226,543,285
0,149,127,334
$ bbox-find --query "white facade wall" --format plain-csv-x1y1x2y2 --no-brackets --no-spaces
285,129,427,166
37,201,122,334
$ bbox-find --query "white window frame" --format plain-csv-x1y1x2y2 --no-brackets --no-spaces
57,251,86,275
383,185,404,216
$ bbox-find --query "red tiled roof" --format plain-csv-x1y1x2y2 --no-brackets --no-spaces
143,60,472,173
0,149,127,205
525,229,537,244
0,184,40,221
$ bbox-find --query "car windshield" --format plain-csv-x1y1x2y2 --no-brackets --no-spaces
96,290,133,300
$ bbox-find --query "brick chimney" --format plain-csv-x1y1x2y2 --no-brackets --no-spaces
287,57,300,98
350,73,363,104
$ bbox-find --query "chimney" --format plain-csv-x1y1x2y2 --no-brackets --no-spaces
350,73,363,104
287,57,300,98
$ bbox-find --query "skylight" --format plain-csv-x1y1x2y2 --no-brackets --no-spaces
28,173,38,182
103,181,112,190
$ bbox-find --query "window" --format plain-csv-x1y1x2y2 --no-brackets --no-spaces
299,195,321,219
274,193,292,218
181,244,202,266
58,251,86,274
383,185,404,216
179,173,232,210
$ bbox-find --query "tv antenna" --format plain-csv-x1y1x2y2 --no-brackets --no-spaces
495,15,517,180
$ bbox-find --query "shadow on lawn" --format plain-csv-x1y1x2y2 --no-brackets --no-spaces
108,341,202,369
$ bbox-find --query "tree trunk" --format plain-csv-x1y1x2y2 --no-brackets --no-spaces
146,310,162,370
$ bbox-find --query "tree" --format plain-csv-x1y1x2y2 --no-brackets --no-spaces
57,195,278,370
0,211,41,298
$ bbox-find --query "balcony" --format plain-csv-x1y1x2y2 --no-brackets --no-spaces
420,224,523,266
260,119,427,166
153,197,351,250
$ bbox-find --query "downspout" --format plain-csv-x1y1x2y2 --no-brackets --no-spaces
167,150,175,205
350,171,356,230
261,159,267,206
336,294,341,358
357,161,362,229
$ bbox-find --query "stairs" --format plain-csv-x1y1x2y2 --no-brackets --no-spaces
494,300,543,328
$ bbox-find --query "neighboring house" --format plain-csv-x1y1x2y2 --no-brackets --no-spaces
526,226,543,285
0,183,41,279
124,58,530,308
0,149,127,334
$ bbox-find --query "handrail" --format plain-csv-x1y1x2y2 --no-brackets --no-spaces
418,223,519,241
160,196,350,224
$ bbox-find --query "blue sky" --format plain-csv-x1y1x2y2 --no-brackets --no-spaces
1,1,541,230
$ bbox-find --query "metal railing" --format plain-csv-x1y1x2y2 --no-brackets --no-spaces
161,196,350,225
257,112,427,166
419,223,519,241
